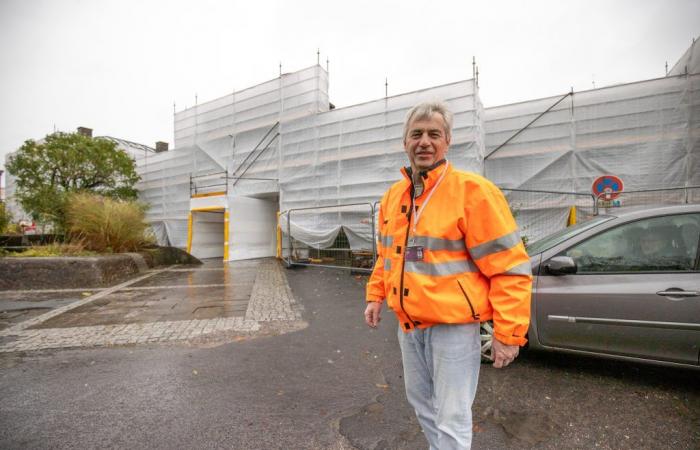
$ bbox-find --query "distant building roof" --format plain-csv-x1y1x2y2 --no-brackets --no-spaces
98,136,156,155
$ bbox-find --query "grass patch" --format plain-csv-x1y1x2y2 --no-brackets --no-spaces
7,242,97,257
66,193,154,253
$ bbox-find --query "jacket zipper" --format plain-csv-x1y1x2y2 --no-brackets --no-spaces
399,186,417,329
457,280,480,321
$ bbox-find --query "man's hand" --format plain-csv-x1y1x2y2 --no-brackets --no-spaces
364,302,382,328
491,338,519,368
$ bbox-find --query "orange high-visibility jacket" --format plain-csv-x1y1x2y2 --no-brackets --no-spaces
366,161,532,346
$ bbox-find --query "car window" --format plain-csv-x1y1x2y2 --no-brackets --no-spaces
526,215,613,255
563,213,700,273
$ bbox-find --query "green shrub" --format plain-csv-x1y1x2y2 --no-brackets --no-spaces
65,193,154,253
4,223,22,235
9,242,96,257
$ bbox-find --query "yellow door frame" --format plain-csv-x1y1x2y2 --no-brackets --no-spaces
276,211,282,259
187,206,229,261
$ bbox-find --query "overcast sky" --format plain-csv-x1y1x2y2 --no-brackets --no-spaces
1,0,698,177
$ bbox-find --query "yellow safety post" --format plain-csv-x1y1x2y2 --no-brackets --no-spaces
187,212,193,253
223,209,230,262
276,211,282,259
567,206,577,227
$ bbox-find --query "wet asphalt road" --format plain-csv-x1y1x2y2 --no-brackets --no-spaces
1,264,699,449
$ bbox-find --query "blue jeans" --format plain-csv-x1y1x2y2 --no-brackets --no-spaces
398,323,481,450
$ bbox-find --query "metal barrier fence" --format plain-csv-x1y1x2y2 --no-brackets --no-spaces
503,186,700,243
500,188,595,244
594,186,700,214
278,186,700,272
280,203,376,272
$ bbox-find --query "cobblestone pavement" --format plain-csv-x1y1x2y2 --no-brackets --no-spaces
0,258,304,353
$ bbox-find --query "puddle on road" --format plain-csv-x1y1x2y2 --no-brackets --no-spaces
131,259,260,288
193,305,225,319
0,308,51,331
483,406,559,445
28,260,262,329
0,291,87,330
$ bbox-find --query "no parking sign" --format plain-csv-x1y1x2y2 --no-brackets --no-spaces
592,175,624,200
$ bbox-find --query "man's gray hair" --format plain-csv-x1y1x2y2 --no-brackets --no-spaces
403,101,454,141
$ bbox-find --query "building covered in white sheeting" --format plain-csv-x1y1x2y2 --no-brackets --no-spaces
136,40,699,260
136,66,484,260
484,71,700,240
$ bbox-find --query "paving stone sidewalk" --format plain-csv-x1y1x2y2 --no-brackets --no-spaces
0,258,303,353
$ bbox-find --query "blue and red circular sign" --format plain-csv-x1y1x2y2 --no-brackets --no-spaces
592,175,624,199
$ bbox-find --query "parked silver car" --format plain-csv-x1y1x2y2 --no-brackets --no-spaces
482,204,700,369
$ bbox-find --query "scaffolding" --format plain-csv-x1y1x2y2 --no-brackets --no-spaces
135,42,699,260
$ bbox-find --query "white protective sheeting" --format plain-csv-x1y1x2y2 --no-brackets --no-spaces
136,57,698,256
279,79,484,251
669,36,699,76
136,145,193,248
174,66,329,147
149,221,169,246
137,65,330,250
279,203,376,252
229,196,277,260
485,73,700,241
137,65,483,253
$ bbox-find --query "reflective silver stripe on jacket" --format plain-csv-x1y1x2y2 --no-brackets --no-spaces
411,235,467,252
404,259,479,277
502,260,532,276
468,230,522,260
384,258,391,271
377,233,393,249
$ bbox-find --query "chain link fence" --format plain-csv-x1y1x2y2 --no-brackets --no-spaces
500,188,595,244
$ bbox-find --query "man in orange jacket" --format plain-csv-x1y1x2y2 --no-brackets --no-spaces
364,101,532,449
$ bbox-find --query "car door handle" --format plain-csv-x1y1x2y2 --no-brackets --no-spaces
656,290,700,298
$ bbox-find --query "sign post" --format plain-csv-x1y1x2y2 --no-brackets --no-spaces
592,175,623,208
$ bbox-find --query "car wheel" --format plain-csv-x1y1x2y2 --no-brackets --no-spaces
480,320,494,363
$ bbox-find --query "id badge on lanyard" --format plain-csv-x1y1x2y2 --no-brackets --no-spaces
405,245,424,261
405,161,449,264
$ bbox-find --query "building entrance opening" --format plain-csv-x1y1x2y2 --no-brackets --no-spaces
188,208,227,259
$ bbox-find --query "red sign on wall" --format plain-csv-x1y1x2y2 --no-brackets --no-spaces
592,175,624,200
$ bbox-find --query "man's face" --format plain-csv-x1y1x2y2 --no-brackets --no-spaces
404,112,451,171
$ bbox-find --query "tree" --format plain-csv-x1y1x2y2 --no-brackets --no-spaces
6,132,140,232
0,202,11,233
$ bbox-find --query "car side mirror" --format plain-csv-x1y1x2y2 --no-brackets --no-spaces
545,256,577,275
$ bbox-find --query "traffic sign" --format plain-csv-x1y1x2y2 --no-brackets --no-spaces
592,175,623,200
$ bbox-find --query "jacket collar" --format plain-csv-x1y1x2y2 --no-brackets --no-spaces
400,159,450,195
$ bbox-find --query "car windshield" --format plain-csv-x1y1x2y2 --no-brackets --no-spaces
527,215,614,255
